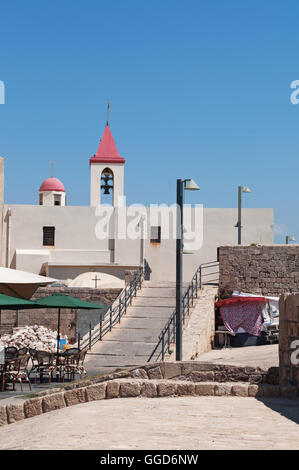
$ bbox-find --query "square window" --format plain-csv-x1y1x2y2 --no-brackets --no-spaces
43,226,55,246
54,195,61,206
150,226,161,243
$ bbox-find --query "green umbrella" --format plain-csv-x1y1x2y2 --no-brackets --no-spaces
0,294,36,309
35,294,105,355
0,294,37,330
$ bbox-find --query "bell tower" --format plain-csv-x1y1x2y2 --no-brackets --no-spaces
90,106,125,207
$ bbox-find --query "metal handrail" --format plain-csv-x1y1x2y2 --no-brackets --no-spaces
78,265,146,351
147,261,219,362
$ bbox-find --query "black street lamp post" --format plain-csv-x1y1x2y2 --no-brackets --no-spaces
175,178,200,361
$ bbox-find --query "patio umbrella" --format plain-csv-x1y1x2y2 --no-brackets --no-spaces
0,267,56,299
34,294,105,356
0,293,37,331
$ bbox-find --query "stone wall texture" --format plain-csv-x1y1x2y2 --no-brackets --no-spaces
0,287,121,341
219,245,299,296
279,293,299,390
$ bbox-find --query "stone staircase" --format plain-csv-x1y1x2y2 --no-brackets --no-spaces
84,281,188,375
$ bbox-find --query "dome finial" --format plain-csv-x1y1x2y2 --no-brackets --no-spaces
49,160,55,177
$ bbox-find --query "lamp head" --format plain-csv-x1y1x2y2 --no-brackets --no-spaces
242,186,251,193
184,179,200,191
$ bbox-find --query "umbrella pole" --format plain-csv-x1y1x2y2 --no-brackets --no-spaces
56,308,61,382
57,308,61,357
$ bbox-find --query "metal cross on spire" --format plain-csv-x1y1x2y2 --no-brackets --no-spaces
49,160,55,177
106,99,110,126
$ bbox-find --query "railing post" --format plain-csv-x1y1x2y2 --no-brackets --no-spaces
78,331,81,350
89,322,92,350
191,281,194,306
199,266,202,289
100,317,103,341
129,281,133,304
167,325,170,353
110,306,112,331
119,297,122,323
161,332,165,361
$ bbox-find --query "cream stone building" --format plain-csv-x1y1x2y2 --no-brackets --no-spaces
0,121,274,283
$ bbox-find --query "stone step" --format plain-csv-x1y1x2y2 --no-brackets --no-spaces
125,306,174,318
132,297,176,307
136,288,177,297
110,317,168,329
86,341,157,357
102,328,161,343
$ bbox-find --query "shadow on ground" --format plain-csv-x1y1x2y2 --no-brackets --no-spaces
257,397,299,425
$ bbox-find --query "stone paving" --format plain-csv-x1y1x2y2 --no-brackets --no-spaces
0,396,299,450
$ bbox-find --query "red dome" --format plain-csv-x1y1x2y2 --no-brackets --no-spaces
39,177,65,193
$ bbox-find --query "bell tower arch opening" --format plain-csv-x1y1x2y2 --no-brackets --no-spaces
100,167,114,205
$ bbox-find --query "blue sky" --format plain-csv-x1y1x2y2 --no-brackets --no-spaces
0,0,299,243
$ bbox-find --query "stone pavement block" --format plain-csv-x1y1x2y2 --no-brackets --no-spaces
85,383,106,402
160,362,182,379
177,382,195,396
191,371,214,382
24,398,43,418
195,383,214,396
147,366,163,380
64,388,87,406
231,384,249,397
120,382,141,398
157,382,177,397
141,382,157,398
107,381,120,399
6,403,25,424
214,383,232,396
0,406,7,426
42,392,66,413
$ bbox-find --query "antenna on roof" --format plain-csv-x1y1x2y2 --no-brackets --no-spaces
106,99,110,126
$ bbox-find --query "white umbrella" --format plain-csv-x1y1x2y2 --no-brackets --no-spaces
0,267,56,299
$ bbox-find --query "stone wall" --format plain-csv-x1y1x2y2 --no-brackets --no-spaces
279,293,299,390
219,245,299,296
0,287,121,342
1,361,294,427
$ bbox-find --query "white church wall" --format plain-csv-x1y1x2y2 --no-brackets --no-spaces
2,203,274,282
2,205,111,271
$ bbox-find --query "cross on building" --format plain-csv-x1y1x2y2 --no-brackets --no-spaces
92,274,100,288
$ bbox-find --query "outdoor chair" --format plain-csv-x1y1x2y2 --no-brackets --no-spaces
17,347,28,356
61,349,87,382
4,355,32,392
35,351,57,384
28,348,38,376
4,346,18,360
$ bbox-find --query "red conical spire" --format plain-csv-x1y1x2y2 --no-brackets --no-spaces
90,124,125,164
